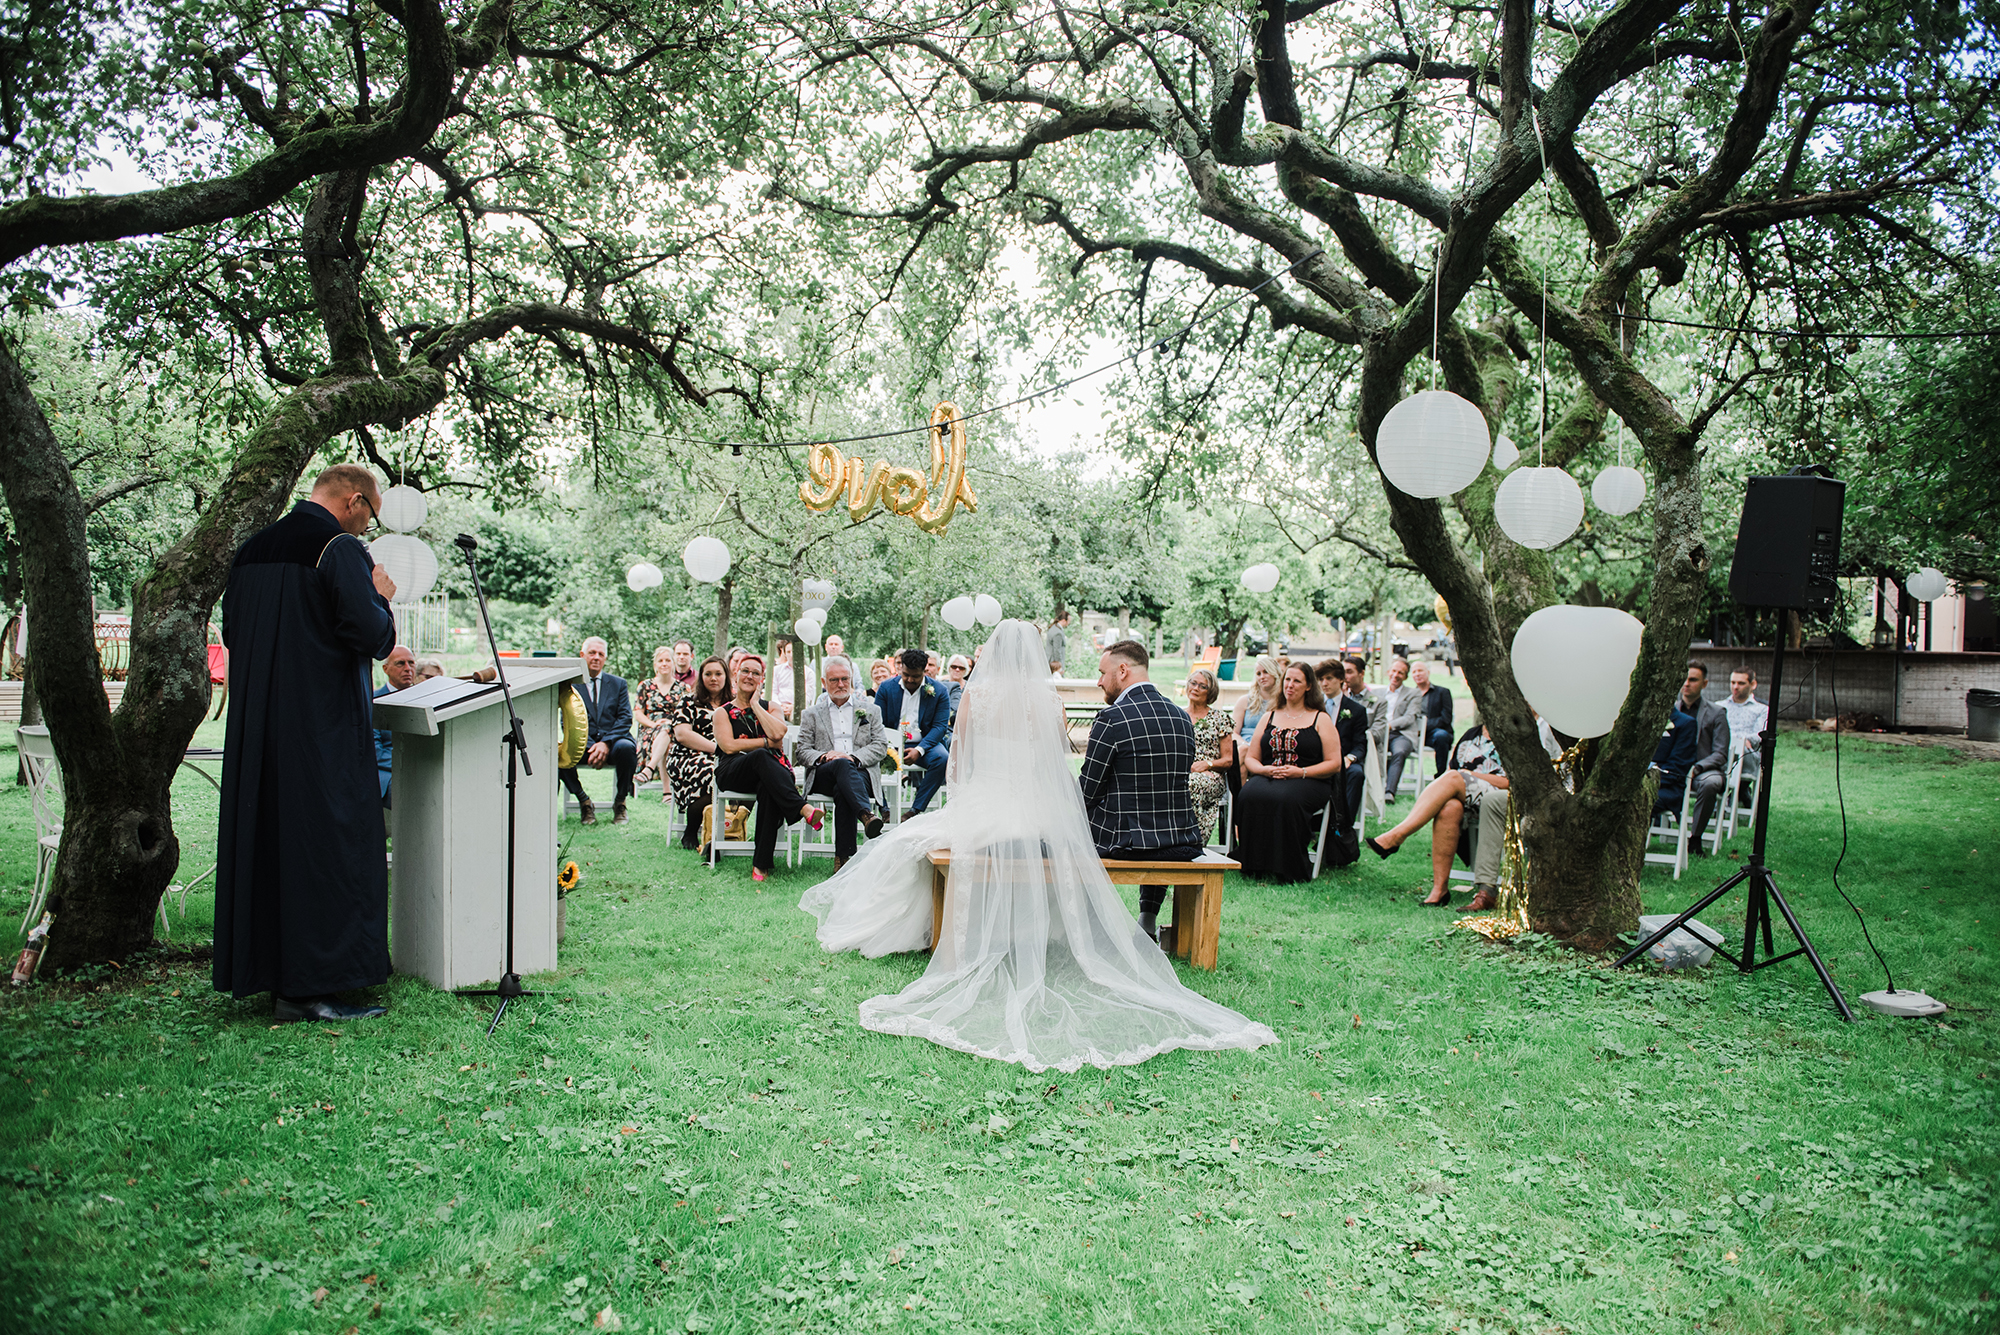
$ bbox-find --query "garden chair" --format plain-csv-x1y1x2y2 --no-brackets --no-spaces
1643,779,1695,880
17,725,62,930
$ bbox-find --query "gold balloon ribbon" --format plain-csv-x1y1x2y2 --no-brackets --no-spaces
798,402,978,535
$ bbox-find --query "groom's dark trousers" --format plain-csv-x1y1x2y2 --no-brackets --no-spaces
1079,679,1204,925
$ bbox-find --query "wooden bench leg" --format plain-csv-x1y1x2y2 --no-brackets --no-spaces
929,866,946,952
1170,884,1196,961
1188,875,1222,971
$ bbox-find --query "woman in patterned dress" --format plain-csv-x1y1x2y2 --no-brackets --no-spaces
633,645,681,784
1183,667,1235,847
667,657,729,849
1235,663,1342,882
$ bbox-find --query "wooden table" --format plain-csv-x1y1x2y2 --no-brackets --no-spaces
925,849,1240,970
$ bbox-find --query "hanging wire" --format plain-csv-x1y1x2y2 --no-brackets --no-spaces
1530,106,1553,467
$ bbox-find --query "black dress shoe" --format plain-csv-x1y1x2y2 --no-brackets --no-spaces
1366,836,1397,859
864,814,884,839
275,995,388,1023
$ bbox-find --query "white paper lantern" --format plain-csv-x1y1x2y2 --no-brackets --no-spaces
369,533,439,605
378,484,427,534
973,593,1003,626
682,536,732,584
793,617,823,646
1240,563,1280,594
802,578,836,613
941,596,978,632
625,561,663,592
1906,567,1950,603
1375,390,1491,498
1492,434,1520,470
1592,465,1646,516
1510,604,1644,739
1494,467,1585,549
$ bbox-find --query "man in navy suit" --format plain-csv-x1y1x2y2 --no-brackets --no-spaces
873,647,952,814
560,635,637,825
1078,639,1202,943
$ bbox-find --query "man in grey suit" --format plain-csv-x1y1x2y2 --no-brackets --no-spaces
1079,639,1202,943
1678,660,1733,851
1381,656,1424,802
794,656,889,869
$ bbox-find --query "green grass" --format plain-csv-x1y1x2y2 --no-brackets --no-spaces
0,727,1994,1334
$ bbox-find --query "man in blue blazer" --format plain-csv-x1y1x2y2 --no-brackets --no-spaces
560,635,637,825
873,647,952,814
1078,639,1202,942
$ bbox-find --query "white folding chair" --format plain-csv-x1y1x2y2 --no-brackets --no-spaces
706,769,774,868
1303,798,1335,880
1644,778,1694,879
1720,750,1761,842
17,726,62,930
1209,785,1234,856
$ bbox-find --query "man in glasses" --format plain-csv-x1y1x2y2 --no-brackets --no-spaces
214,464,399,1024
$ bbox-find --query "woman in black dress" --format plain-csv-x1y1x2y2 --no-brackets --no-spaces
711,653,822,881
668,657,729,851
1236,663,1343,882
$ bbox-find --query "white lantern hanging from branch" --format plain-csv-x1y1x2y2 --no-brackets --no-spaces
1239,563,1280,594
1510,604,1644,739
1591,466,1646,516
369,534,439,604
625,562,663,592
682,536,731,584
378,484,427,534
1375,390,1491,498
1494,467,1584,549
1906,567,1950,602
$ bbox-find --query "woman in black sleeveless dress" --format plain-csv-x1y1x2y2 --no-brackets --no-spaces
1235,663,1343,882
711,654,822,880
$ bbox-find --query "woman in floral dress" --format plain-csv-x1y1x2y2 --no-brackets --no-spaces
634,645,682,784
1183,667,1235,846
667,657,729,849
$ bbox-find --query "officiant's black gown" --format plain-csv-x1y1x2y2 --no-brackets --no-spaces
214,501,396,999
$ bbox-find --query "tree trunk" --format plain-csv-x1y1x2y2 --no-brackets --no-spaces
712,575,733,658
1519,771,1653,951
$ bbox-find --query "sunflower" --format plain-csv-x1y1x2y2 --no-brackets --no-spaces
557,860,581,894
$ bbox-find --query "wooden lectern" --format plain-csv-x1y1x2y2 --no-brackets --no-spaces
372,658,583,990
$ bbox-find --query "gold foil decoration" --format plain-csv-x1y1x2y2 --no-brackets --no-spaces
797,402,978,535
1434,594,1453,635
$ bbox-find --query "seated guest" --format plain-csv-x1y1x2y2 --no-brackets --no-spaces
866,658,893,697
1365,720,1516,910
1183,667,1235,846
1316,657,1368,866
1651,701,1698,818
1382,656,1423,801
1720,666,1768,792
1236,663,1342,882
560,636,638,826
667,656,729,848
795,656,889,869
944,654,971,725
873,648,952,814
414,656,445,681
669,639,696,689
1413,660,1454,778
926,650,944,682
372,645,418,805
633,644,681,785
1677,660,1732,850
712,654,823,881
824,633,846,662
770,641,797,720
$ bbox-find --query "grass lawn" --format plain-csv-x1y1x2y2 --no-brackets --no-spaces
0,723,1994,1334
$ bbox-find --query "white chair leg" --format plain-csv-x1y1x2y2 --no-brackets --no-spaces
1310,801,1332,880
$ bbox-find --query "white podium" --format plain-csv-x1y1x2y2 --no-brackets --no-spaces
373,658,583,990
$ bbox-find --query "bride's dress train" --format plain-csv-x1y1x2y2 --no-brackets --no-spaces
799,620,1277,1073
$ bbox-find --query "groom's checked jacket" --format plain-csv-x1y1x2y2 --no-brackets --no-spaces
1079,681,1200,854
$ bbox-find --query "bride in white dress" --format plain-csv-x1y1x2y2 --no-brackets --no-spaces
798,619,1277,1073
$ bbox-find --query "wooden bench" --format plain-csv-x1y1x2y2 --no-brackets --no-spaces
925,848,1240,971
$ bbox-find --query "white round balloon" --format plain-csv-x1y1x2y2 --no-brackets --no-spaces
793,616,823,646
941,596,978,632
1510,604,1644,739
973,593,1003,626
1375,390,1491,498
378,484,427,534
369,533,439,605
682,536,731,584
1491,434,1520,470
1494,467,1585,549
801,606,828,627
1906,567,1950,602
625,561,663,592
1240,563,1280,594
1591,465,1646,516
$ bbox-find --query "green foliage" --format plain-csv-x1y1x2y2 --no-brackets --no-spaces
0,730,1994,1331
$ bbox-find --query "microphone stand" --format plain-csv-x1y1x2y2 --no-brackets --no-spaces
449,533,537,1034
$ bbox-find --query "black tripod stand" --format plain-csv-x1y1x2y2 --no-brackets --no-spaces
449,533,537,1034
1614,637,1855,1020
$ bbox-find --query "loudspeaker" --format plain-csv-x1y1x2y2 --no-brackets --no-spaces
1729,472,1844,612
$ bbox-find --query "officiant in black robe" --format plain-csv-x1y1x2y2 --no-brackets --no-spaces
213,465,399,1022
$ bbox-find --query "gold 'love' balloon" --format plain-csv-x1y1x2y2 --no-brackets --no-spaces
798,402,979,535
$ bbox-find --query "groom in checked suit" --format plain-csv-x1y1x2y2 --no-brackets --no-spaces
1079,639,1203,943
872,647,952,814
795,656,889,869
559,636,637,825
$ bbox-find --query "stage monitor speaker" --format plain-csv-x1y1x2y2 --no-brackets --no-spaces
1729,472,1844,612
